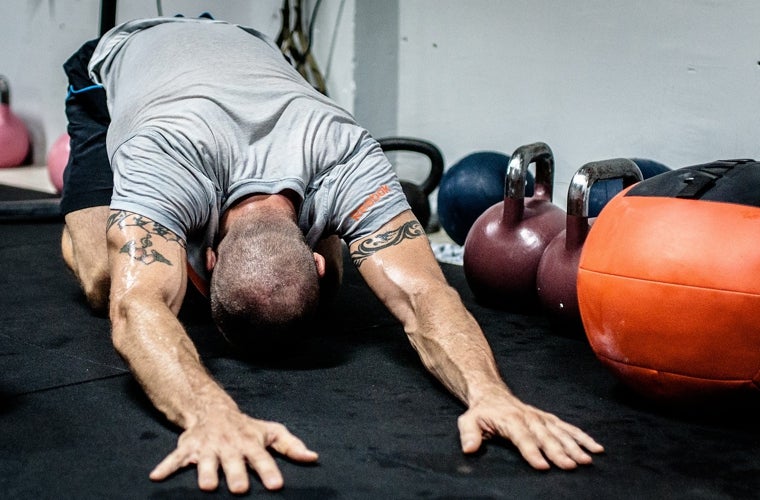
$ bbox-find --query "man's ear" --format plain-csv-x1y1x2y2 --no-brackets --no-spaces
206,247,217,272
313,252,326,278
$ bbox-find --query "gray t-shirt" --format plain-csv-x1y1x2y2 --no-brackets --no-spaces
88,17,409,280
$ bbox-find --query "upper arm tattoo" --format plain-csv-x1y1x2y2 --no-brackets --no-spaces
106,211,186,266
350,220,424,268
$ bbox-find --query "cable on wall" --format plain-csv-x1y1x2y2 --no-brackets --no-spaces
276,0,328,95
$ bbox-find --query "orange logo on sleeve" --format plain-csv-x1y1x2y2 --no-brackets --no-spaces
350,184,390,221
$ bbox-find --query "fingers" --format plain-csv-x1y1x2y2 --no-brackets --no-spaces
557,421,605,454
149,447,225,492
459,404,604,471
497,418,552,470
150,448,189,482
512,413,603,470
149,419,318,494
545,419,606,467
267,423,320,462
197,454,220,491
219,454,250,494
248,422,318,491
521,418,577,470
247,450,285,491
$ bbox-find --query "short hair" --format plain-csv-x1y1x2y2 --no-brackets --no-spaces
209,210,320,349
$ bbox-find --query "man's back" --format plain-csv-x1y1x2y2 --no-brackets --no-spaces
86,17,408,282
92,18,358,189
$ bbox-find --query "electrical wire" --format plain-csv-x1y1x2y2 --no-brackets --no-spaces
277,0,327,95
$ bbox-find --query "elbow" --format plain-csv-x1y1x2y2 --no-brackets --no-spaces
108,291,153,357
111,327,130,359
107,290,185,359
109,295,133,356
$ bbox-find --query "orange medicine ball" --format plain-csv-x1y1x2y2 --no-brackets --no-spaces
577,159,760,401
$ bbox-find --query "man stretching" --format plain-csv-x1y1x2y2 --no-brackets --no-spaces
60,16,603,494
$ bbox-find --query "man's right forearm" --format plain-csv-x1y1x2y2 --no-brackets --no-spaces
110,296,238,428
105,209,238,429
110,295,321,494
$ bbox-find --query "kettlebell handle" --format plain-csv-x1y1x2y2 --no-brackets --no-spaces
0,75,9,105
506,142,554,201
563,158,642,250
378,137,444,195
567,158,642,218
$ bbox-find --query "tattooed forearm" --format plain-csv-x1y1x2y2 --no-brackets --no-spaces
106,210,130,231
107,210,185,266
119,235,173,265
107,211,185,247
350,220,424,268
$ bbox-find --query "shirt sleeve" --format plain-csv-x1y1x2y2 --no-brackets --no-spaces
109,130,215,242
300,139,411,247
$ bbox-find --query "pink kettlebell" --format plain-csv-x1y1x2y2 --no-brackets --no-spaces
47,133,70,194
0,75,31,168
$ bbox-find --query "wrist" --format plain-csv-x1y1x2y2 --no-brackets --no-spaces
466,380,513,408
177,387,240,428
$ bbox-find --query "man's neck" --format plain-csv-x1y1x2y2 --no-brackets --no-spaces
220,193,297,238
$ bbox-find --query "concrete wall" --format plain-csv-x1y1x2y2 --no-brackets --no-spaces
0,0,356,164
394,0,760,207
3,0,759,212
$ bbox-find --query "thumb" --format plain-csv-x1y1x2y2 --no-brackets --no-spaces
457,412,483,454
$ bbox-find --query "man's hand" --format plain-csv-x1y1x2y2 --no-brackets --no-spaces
149,408,319,493
350,212,603,470
457,390,604,470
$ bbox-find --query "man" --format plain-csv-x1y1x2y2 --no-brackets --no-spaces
60,16,603,494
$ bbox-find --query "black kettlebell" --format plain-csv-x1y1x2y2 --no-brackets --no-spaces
378,137,444,231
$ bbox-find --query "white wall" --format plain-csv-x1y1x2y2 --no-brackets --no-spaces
1,0,100,164
396,0,760,208
353,0,398,138
2,0,758,212
0,0,355,164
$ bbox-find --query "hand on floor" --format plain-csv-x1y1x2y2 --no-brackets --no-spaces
149,408,318,493
457,391,604,470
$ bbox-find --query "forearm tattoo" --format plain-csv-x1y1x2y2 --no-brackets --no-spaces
350,220,424,268
106,211,185,266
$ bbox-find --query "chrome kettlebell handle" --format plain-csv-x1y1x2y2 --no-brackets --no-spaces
567,159,643,218
506,142,554,200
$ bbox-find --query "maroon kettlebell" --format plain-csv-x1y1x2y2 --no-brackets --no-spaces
0,75,31,168
536,158,642,323
463,142,566,309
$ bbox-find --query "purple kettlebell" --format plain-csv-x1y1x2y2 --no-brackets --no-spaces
536,158,643,323
463,142,566,309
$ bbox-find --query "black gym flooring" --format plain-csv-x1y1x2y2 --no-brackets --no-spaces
1,184,759,499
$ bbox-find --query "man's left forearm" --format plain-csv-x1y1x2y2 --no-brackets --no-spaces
402,284,512,406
